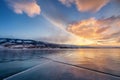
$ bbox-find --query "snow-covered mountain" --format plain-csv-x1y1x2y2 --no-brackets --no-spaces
0,38,79,49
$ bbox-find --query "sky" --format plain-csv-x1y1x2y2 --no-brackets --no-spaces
0,0,120,46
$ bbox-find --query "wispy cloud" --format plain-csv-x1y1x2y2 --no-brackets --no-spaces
42,13,93,45
67,16,120,45
42,13,65,30
41,13,72,44
59,0,110,12
7,0,41,17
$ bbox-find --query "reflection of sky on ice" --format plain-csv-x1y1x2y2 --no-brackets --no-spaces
0,49,120,80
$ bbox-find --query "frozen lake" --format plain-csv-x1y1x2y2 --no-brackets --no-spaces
0,49,120,80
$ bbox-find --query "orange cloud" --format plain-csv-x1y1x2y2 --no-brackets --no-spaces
41,13,93,45
67,16,120,45
59,0,110,12
7,0,41,17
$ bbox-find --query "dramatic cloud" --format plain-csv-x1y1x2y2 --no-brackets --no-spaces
67,16,120,45
59,0,110,12
42,13,94,45
7,0,41,17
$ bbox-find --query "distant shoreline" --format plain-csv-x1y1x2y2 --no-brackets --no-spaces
0,47,120,51
0,38,120,50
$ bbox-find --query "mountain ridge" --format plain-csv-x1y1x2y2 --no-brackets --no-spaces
0,38,79,49
0,38,120,49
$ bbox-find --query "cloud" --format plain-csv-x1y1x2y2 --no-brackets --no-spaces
59,0,74,7
42,13,66,30
42,13,73,44
42,13,93,45
114,0,120,3
67,16,120,45
117,38,120,43
59,0,110,12
102,31,120,40
7,0,41,17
